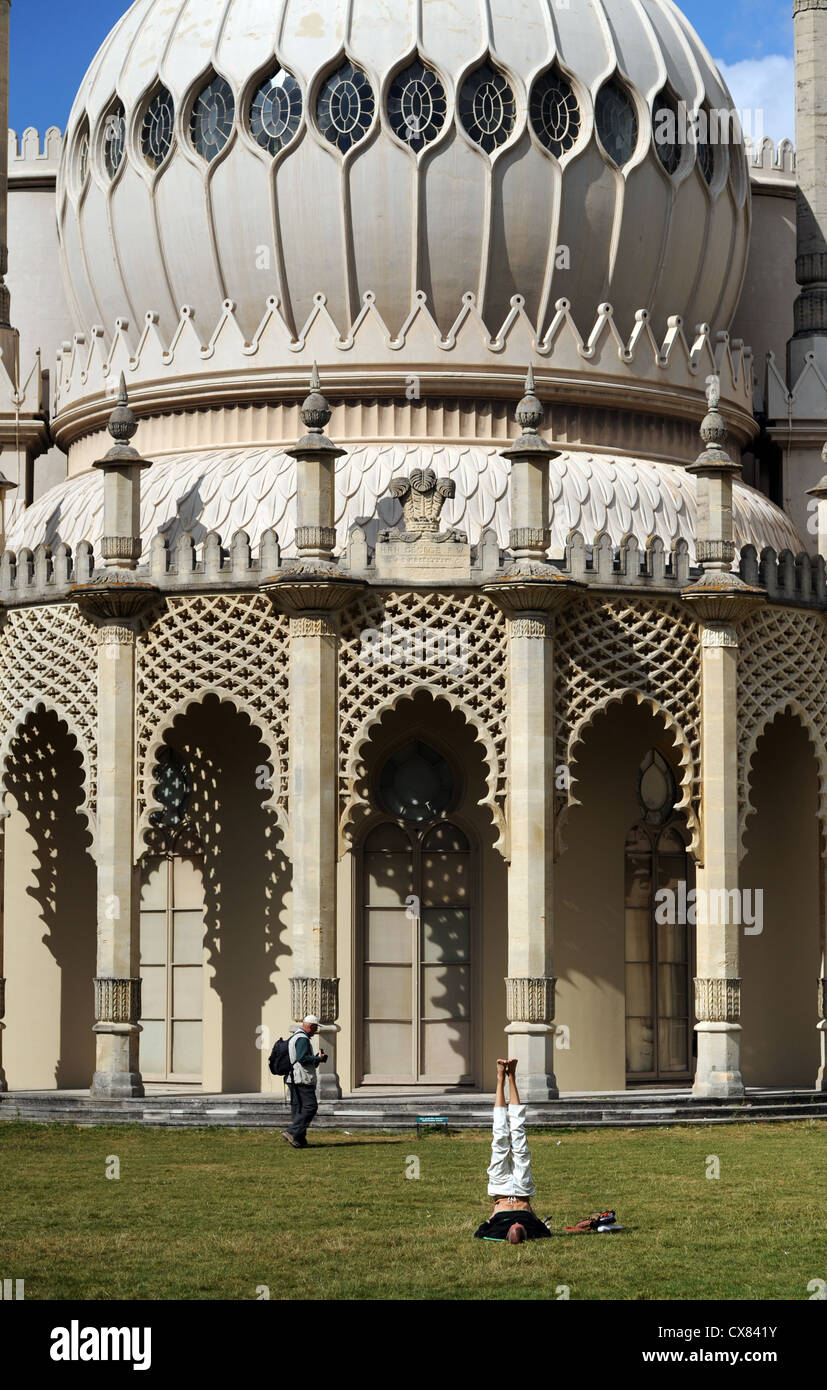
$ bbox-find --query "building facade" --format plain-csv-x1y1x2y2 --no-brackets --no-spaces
0,0,825,1101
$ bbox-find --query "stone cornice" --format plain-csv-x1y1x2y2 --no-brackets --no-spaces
51,296,757,450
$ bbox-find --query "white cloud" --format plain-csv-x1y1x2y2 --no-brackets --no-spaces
715,54,795,148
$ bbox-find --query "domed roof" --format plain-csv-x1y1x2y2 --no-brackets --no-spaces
6,443,801,563
58,0,750,355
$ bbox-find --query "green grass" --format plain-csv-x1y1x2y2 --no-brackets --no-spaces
0,1120,824,1300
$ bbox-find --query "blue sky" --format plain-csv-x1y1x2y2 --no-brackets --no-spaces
8,0,797,144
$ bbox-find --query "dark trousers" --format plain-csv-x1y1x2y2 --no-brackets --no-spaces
286,1083,318,1141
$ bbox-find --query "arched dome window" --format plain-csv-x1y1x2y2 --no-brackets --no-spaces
316,60,375,153
190,75,235,162
595,76,638,167
652,89,680,175
387,60,447,152
75,119,90,193
102,101,126,179
529,66,580,158
141,84,175,168
458,61,516,153
249,67,302,155
696,105,716,184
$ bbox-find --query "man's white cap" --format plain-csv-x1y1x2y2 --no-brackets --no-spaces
303,1014,320,1026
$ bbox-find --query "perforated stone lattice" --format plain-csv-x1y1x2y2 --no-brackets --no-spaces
338,590,509,853
737,605,827,856
135,593,290,849
0,603,98,844
555,596,701,848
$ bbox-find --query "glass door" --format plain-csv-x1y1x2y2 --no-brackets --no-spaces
361,820,473,1084
139,855,205,1083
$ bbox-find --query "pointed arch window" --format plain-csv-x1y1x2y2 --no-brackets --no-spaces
458,61,516,153
190,75,235,161
652,90,680,175
529,67,580,158
624,750,694,1081
141,85,175,168
387,60,447,152
249,67,302,155
595,77,638,168
316,60,375,153
102,102,126,179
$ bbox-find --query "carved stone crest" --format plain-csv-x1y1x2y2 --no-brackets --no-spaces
380,468,463,540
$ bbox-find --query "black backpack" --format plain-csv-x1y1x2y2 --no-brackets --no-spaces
268,1036,294,1078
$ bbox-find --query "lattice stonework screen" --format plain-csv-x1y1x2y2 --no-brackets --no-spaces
338,590,508,853
555,596,701,848
0,603,98,840
134,593,290,847
737,606,827,854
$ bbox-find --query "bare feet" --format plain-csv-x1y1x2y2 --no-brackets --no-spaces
506,1059,518,1076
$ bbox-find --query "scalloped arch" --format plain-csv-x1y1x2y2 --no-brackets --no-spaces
561,689,700,859
339,683,507,859
739,700,827,864
0,699,97,859
136,687,288,860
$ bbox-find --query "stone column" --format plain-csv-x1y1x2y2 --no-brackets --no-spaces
805,442,827,560
484,368,580,1100
789,0,827,380
683,382,764,1099
263,368,362,1098
0,800,6,1092
74,381,157,1097
0,0,18,373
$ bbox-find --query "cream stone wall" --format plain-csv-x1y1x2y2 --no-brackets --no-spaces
732,185,796,379
740,711,821,1087
3,712,95,1088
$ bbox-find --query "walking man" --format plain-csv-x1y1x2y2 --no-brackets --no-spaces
282,1014,327,1149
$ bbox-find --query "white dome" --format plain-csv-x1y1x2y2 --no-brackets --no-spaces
58,0,750,353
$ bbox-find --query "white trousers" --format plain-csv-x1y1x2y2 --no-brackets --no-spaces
486,1104,535,1197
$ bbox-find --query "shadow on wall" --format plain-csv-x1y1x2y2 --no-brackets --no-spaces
741,710,821,1088
158,694,291,1091
5,708,96,1087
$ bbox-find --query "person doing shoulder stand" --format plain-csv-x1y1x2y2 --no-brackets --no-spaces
282,1014,327,1149
473,1058,551,1243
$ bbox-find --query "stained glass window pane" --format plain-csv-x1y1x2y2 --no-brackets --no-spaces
595,78,638,167
653,90,680,174
142,86,175,168
77,128,90,189
316,61,374,154
529,69,580,157
698,133,715,185
458,62,516,154
387,60,447,153
191,75,235,162
250,68,302,155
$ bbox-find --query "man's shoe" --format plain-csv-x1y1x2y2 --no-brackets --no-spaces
296,1137,309,1147
282,1131,301,1149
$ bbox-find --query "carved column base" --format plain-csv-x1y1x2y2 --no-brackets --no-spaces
692,977,743,1098
816,979,827,1092
91,978,144,1098
317,1023,342,1100
504,978,558,1099
0,978,6,1091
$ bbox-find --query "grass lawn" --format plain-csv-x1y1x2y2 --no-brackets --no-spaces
0,1120,824,1300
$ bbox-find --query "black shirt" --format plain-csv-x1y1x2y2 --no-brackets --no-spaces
473,1210,551,1241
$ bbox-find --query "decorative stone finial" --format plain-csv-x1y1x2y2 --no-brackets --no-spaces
699,373,728,450
515,364,544,437
299,362,333,435
103,374,141,459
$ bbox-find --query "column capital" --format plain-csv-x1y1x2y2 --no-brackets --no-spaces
505,976,556,1024
701,622,739,649
694,976,741,1023
681,570,765,625
261,563,364,617
291,976,339,1025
